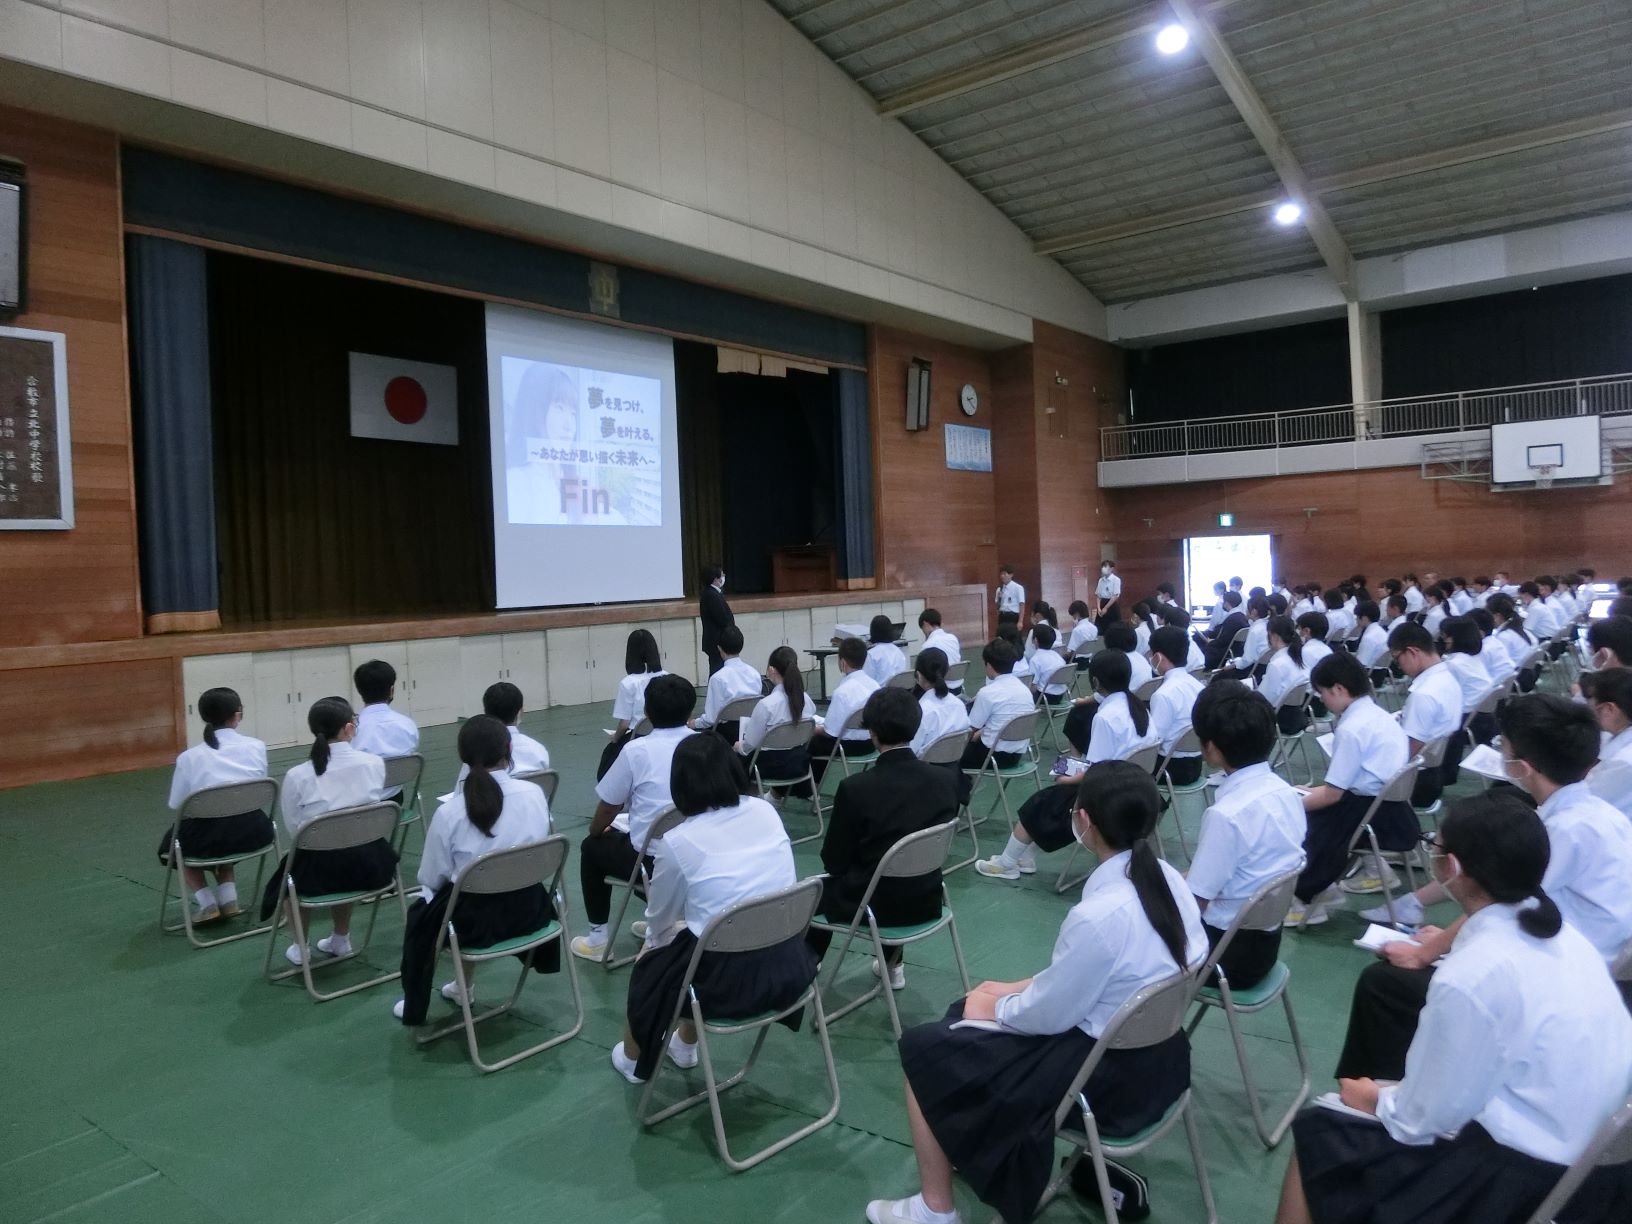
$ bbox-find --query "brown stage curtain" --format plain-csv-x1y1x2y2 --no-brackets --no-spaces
676,340,724,598
209,253,495,624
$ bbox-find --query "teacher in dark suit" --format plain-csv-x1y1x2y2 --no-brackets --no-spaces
699,562,735,676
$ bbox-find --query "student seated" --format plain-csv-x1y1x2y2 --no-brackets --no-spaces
453,682,550,787
1277,794,1632,1224
1027,624,1070,705
689,623,761,742
1400,573,1426,615
1352,600,1389,679
1022,601,1055,659
958,639,1034,773
1388,622,1464,809
572,674,696,961
159,687,275,925
1128,601,1153,657
918,608,964,693
1199,590,1247,670
1587,615,1632,671
1518,580,1562,642
1230,596,1271,674
1258,615,1310,734
352,659,420,798
865,614,909,687
1469,574,1494,608
1147,626,1204,786
810,636,881,782
1061,624,1151,755
1063,599,1098,668
975,649,1158,880
611,734,815,1084
1488,593,1540,690
1421,585,1448,637
1469,607,1517,694
1345,696,1632,1069
864,762,1208,1224
909,648,973,803
260,697,397,965
737,646,817,797
997,624,1032,685
1294,611,1333,678
1187,680,1306,988
1291,654,1414,926
1438,616,1497,742
395,715,556,1023
808,688,960,987
1586,667,1632,819
1164,603,1205,669
1322,588,1355,643
599,628,668,778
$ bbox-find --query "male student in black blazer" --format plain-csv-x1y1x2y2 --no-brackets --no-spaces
698,562,735,675
1200,589,1249,671
805,687,959,989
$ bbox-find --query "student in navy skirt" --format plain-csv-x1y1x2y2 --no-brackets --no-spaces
866,761,1208,1224
159,687,277,924
612,733,817,1084
1276,796,1632,1224
737,645,817,800
259,697,399,967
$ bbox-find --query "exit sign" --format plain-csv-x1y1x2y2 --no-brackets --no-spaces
1218,512,1234,527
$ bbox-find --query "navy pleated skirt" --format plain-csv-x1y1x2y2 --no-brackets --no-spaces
156,811,275,865
257,839,399,919
1017,783,1079,853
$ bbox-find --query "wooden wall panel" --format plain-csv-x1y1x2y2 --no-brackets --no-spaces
990,345,1042,601
0,106,140,646
0,658,177,787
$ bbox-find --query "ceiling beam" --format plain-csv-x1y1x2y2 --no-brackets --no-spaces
1034,106,1632,256
1164,0,1355,297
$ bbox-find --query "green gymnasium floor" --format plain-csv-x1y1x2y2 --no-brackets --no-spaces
0,691,1464,1224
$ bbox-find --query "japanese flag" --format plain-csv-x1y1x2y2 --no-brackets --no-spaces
348,352,459,446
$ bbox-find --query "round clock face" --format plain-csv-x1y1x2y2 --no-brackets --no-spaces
960,383,978,415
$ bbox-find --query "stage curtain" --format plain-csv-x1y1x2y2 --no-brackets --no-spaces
209,253,494,625
832,367,874,581
1127,318,1349,423
676,340,724,597
127,235,220,633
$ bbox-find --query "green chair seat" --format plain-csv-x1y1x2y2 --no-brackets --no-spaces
1068,1097,1182,1151
1195,960,1290,1009
299,888,384,907
181,844,275,868
875,913,953,941
758,775,811,788
463,920,560,957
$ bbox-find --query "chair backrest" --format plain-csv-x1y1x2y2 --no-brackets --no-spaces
835,704,868,737
719,694,762,723
877,820,957,880
634,804,686,855
697,877,823,954
1168,726,1201,757
179,777,279,821
1042,664,1076,691
1417,735,1449,768
759,718,815,752
1227,625,1249,654
1133,676,1162,701
918,728,972,765
382,753,424,792
1279,681,1310,711
946,660,970,684
454,834,567,896
1473,686,1503,716
995,710,1039,744
1379,758,1423,804
1055,969,1197,1127
512,767,559,806
1523,1097,1632,1224
1124,743,1161,773
293,801,400,852
630,716,653,738
1194,869,1300,983
885,669,918,690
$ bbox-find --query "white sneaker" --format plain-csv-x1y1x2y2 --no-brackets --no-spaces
1342,865,1401,895
570,933,609,961
1287,901,1329,927
1361,895,1424,926
974,857,1020,880
1314,884,1348,907
1015,857,1038,875
871,958,907,991
865,1197,962,1224
284,943,307,966
667,1032,699,1069
440,979,472,1005
391,998,406,1020
316,934,352,957
631,920,649,940
610,1041,645,1084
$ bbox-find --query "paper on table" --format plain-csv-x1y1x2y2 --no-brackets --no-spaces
1353,923,1419,952
1460,743,1508,782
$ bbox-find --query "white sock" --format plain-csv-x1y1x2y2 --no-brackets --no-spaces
193,887,216,910
1001,834,1032,866
907,1194,958,1224
215,882,237,906
322,933,353,955
587,923,607,940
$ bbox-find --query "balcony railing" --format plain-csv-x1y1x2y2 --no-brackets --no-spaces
1102,373,1632,461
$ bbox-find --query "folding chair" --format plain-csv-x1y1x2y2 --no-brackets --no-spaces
1268,683,1315,783
630,716,653,738
1186,869,1310,1148
961,711,1042,832
262,801,406,1002
945,660,970,689
1332,758,1424,928
714,694,763,738
1036,664,1079,752
884,669,918,690
414,834,584,1072
826,705,880,783
747,719,825,845
920,728,978,872
158,778,280,950
600,805,686,971
1057,744,1160,894
384,753,426,854
1035,971,1218,1224
1155,728,1207,862
512,767,559,807
1461,685,1503,751
1132,676,1162,702
809,821,969,1037
638,877,840,1172
1523,1096,1632,1224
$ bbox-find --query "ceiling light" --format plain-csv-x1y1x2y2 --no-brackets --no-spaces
1273,201,1303,227
1155,24,1189,55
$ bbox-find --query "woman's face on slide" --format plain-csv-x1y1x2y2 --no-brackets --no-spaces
545,396,577,441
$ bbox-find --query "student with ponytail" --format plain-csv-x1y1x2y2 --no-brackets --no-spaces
908,647,971,784
395,715,556,1024
1488,593,1538,690
1258,615,1309,735
866,762,1207,1224
1278,790,1632,1224
259,697,397,967
737,645,817,798
159,687,274,925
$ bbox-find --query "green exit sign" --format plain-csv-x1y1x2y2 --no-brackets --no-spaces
1218,512,1234,527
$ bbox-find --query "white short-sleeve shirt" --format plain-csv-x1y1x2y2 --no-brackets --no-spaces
279,742,387,838
910,689,971,758
1096,572,1122,603
640,796,797,947
1150,667,1203,756
1400,660,1464,748
823,668,882,741
968,672,1035,752
612,669,667,724
1031,648,1071,696
353,703,420,759
417,770,552,899
1085,691,1159,765
1323,695,1408,795
863,641,908,688
168,728,269,811
595,725,694,847
1186,761,1307,931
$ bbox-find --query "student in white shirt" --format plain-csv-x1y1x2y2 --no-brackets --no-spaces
612,733,812,1084
1258,616,1310,736
864,614,909,688
1585,667,1632,820
453,682,550,789
738,646,818,797
1468,574,1494,608
1187,680,1306,987
977,649,1158,880
1062,599,1098,670
1400,573,1426,615
918,608,964,693
394,715,555,1024
959,638,1034,773
1292,654,1413,925
1093,560,1123,630
1281,794,1632,1224
352,659,421,760
1231,596,1271,675
1061,624,1149,756
1131,602,1155,657
1147,627,1204,786
1447,576,1474,615
159,687,275,925
869,762,1208,1224
1294,611,1333,675
1028,623,1071,705
1517,580,1561,641
1491,569,1517,596
1586,615,1632,671
1438,616,1499,745
573,674,696,960
689,624,762,741
810,636,881,782
998,623,1033,685
1469,607,1517,692
1390,621,1467,808
1353,600,1390,677
1421,586,1449,637
994,563,1025,626
910,647,973,804
1488,593,1540,690
1322,588,1355,642
600,628,668,778
262,697,395,967
1207,580,1231,630
1022,601,1054,660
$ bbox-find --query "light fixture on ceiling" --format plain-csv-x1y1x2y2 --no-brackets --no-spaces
1154,23,1189,55
1273,201,1304,227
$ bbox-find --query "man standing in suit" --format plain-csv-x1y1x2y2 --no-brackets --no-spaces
805,687,958,990
699,562,735,675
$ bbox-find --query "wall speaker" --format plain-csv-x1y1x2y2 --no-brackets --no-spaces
0,164,23,315
905,358,931,431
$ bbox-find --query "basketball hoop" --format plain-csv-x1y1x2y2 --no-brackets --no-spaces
1533,464,1557,489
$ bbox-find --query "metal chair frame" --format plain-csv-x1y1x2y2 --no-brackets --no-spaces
945,660,970,689
1155,727,1207,864
1056,744,1160,894
884,668,918,690
511,768,560,807
829,704,880,782
158,778,281,950
808,821,969,1037
1035,664,1079,752
262,801,406,1002
1268,683,1316,784
961,711,1042,833
384,753,427,855
414,834,584,1072
1185,869,1309,1148
1523,1096,1632,1224
746,718,825,845
1334,757,1426,928
637,878,840,1172
713,694,763,735
1132,676,1162,702
600,805,686,971
919,729,978,872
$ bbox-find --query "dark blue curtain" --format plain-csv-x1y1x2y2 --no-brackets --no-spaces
1125,318,1349,423
127,235,219,631
833,368,873,580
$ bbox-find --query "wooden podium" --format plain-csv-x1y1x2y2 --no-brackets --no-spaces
771,544,836,594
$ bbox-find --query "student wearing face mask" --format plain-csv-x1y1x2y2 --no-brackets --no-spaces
1093,560,1123,631
1584,668,1632,820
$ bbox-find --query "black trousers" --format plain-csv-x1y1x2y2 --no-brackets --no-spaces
1064,701,1097,756
704,644,723,675
960,741,1021,772
1204,921,1281,992
578,830,650,926
1334,961,1433,1081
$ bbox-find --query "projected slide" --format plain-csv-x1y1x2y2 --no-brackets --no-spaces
502,359,663,526
486,305,682,609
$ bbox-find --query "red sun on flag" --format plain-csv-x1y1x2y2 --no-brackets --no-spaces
349,352,458,445
383,376,428,425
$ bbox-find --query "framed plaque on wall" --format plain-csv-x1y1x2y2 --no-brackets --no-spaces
0,325,72,530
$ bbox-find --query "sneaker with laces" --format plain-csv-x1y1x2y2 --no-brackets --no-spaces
666,1032,699,1069
1286,901,1329,927
865,1198,963,1224
570,933,609,961
871,958,906,991
1361,895,1424,926
610,1041,645,1084
1015,857,1038,875
1342,865,1401,895
974,857,1020,880
190,902,222,926
631,920,649,940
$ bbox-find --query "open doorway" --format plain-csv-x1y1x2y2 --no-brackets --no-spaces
1183,534,1275,611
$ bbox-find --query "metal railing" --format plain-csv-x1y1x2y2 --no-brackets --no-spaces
1102,373,1632,461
